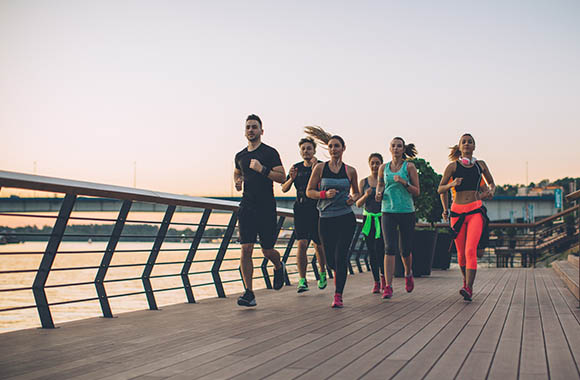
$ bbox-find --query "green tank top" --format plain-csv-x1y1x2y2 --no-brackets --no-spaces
381,161,415,213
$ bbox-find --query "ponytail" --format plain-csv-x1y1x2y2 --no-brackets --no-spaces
403,143,417,159
393,137,417,160
449,133,475,161
449,145,461,161
304,126,345,148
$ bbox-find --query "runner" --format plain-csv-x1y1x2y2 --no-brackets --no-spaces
438,133,495,301
376,137,419,299
355,153,386,294
281,137,328,293
234,114,287,307
305,126,361,308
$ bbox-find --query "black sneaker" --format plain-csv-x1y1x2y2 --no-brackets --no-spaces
273,262,285,290
237,289,256,307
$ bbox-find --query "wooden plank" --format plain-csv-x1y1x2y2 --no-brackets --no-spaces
552,261,579,300
4,269,577,380
535,269,579,380
519,269,549,379
336,270,503,380
202,276,456,380
379,270,511,380
453,269,522,380
487,269,527,379
543,270,580,373
232,270,491,380
417,270,516,380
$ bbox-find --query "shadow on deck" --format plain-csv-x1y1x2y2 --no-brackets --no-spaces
1,268,579,380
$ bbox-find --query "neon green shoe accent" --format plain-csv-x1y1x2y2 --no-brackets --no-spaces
297,278,309,293
318,272,327,290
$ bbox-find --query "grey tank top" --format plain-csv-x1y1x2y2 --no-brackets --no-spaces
317,162,353,218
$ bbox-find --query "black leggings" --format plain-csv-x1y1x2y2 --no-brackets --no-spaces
381,212,415,257
318,212,357,294
363,216,385,281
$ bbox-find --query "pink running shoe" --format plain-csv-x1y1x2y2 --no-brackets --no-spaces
332,293,343,308
460,286,472,301
405,274,414,293
382,285,393,299
372,281,380,294
380,275,386,292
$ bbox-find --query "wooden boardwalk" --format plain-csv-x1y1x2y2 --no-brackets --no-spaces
1,268,579,380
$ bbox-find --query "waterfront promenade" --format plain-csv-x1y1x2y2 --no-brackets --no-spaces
1,268,578,380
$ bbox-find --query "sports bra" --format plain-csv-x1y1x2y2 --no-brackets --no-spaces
453,161,482,192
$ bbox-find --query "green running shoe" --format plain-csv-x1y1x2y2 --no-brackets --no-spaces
318,272,327,290
297,278,309,293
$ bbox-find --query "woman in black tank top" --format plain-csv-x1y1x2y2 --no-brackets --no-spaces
438,133,496,301
281,137,328,293
356,153,385,294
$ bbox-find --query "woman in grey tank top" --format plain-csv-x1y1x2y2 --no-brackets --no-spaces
305,126,361,308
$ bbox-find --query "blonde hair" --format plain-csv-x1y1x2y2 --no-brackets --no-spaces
304,126,345,147
449,133,474,161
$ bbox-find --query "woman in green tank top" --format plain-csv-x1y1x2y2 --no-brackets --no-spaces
376,137,420,299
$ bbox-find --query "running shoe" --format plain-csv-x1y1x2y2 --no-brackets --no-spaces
331,293,343,308
405,274,414,293
297,278,309,293
382,285,393,299
380,275,386,292
372,281,381,294
237,289,256,307
318,271,327,290
273,262,285,290
460,286,472,302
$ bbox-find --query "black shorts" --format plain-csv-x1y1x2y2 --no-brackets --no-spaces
238,203,277,249
293,202,321,244
381,212,415,257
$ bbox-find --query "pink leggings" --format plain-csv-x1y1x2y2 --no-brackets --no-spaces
451,200,484,270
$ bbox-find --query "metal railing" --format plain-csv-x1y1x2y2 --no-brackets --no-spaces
0,170,370,329
564,189,580,308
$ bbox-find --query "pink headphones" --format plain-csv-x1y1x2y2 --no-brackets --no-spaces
459,156,477,165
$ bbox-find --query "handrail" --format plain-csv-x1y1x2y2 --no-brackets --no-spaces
566,189,580,202
0,170,370,330
0,170,291,216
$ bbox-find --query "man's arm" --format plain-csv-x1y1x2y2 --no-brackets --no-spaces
234,168,243,192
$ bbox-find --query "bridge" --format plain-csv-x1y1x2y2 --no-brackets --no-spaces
0,170,578,379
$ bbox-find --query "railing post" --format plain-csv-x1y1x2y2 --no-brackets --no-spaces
261,216,285,289
532,225,537,268
212,211,238,298
33,193,76,328
281,229,295,286
181,208,212,303
95,200,132,318
142,205,176,310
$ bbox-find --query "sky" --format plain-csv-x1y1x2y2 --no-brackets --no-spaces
1,0,579,197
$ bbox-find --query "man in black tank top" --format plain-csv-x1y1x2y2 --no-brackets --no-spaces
233,114,287,307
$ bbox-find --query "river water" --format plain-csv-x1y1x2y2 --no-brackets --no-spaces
0,240,303,334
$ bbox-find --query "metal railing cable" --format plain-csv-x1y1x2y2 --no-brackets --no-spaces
0,170,368,329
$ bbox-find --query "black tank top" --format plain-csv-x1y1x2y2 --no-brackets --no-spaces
362,178,381,214
453,161,482,192
289,161,321,207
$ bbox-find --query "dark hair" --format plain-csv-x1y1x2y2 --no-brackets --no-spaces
304,126,345,148
368,153,383,163
298,137,316,149
246,114,262,127
392,137,417,159
449,133,474,161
